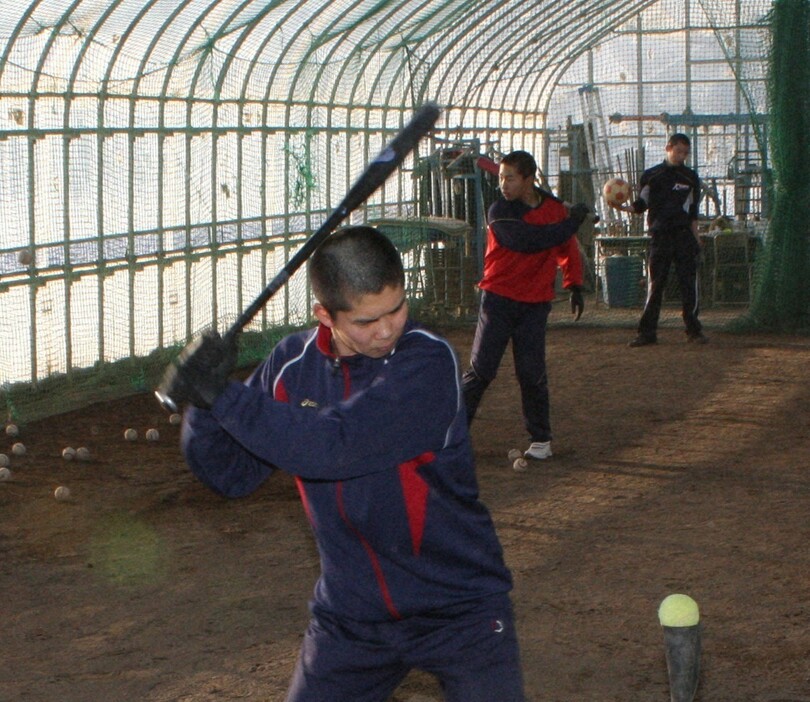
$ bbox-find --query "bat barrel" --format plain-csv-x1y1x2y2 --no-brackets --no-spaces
156,103,441,412
224,103,440,339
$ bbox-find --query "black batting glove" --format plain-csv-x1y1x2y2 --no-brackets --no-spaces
568,203,590,227
159,330,238,410
568,285,585,321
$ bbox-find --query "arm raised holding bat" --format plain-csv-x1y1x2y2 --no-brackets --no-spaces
173,225,527,699
156,102,441,414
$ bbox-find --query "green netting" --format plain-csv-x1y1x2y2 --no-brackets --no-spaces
746,0,810,331
0,219,474,424
0,0,795,423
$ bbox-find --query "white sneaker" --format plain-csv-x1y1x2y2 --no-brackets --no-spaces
524,441,553,460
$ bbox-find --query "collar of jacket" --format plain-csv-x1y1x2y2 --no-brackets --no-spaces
314,320,413,365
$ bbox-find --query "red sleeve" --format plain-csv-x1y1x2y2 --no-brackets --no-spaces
556,236,584,289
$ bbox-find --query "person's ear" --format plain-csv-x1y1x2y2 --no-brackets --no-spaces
313,302,335,328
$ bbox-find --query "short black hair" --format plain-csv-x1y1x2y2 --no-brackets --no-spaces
310,226,405,314
501,150,537,179
668,133,691,149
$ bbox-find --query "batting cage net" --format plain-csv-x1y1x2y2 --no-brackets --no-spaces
0,0,799,422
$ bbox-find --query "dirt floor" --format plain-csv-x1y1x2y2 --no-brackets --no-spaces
2,315,809,701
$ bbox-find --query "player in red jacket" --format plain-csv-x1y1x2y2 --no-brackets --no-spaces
462,150,587,462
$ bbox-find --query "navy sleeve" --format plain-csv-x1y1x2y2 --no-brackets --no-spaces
181,362,277,498
181,401,274,497
185,330,461,485
488,198,578,253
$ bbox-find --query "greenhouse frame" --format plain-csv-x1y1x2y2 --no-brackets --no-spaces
0,0,801,420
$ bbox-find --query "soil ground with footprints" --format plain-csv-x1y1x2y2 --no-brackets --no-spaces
2,322,809,701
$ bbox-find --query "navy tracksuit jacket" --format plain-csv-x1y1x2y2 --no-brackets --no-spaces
633,160,703,338
181,320,513,623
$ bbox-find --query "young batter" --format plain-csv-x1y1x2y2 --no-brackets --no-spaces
165,226,525,701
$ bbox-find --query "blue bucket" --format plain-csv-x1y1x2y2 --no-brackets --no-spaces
604,255,644,307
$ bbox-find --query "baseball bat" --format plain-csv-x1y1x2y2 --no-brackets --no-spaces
155,102,441,413
224,102,440,343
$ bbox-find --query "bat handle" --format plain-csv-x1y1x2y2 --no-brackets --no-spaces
154,389,178,414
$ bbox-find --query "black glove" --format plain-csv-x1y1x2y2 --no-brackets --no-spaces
568,285,585,321
568,203,590,227
158,330,238,410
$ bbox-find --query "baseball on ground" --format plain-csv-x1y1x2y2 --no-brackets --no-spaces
62,447,76,461
513,457,528,472
124,428,138,441
507,448,522,461
0,467,11,481
145,428,160,442
54,485,71,501
5,423,19,437
76,447,91,461
0,453,9,468
11,442,26,456
169,413,182,426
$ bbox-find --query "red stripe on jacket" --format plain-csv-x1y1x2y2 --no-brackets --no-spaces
398,452,435,556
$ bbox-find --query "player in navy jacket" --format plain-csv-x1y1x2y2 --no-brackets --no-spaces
617,132,707,346
168,226,525,701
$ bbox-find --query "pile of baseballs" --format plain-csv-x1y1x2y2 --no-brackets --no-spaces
60,446,92,461
0,424,20,481
123,427,162,442
6,425,26,457
508,448,528,472
0,414,181,502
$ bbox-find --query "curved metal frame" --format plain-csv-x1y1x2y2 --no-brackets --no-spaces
0,0,773,390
